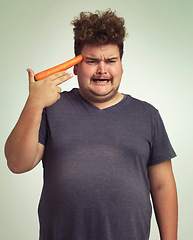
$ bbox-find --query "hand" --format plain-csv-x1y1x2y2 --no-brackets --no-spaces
27,68,73,109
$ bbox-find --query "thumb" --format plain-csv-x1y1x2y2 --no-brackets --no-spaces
27,68,35,83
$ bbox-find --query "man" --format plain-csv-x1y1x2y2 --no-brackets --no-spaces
5,10,178,240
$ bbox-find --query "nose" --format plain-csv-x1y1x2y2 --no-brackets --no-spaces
96,61,107,75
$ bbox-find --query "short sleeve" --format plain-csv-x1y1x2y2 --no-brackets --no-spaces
39,108,47,146
148,110,176,166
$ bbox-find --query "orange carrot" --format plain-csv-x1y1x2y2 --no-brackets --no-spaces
34,55,83,81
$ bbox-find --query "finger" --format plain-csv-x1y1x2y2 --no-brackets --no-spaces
56,86,62,93
51,70,71,80
56,87,61,100
42,70,69,81
54,73,73,86
27,68,35,83
57,93,61,101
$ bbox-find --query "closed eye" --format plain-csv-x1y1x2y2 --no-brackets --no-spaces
85,57,118,64
86,60,97,64
107,60,116,63
85,58,99,65
106,58,118,64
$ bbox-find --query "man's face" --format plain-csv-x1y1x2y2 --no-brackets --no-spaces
74,44,123,104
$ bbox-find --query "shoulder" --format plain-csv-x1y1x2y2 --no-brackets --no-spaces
60,88,79,99
124,94,159,116
43,88,79,115
52,88,79,106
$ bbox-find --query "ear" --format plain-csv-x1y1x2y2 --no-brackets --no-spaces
73,65,78,75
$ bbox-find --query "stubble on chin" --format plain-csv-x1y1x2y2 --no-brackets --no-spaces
81,85,120,103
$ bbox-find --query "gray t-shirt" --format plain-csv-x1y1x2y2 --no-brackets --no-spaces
38,88,176,240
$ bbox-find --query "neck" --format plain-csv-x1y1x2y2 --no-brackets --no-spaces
85,92,124,110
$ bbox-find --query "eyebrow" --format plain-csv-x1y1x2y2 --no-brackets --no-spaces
85,57,98,61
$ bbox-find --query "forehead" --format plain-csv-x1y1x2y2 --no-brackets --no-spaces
81,44,120,58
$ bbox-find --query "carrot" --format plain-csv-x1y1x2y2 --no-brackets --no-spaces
34,55,83,81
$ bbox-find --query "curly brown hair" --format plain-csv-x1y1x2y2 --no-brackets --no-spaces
71,9,127,59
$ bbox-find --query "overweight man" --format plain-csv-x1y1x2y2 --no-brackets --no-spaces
5,9,178,240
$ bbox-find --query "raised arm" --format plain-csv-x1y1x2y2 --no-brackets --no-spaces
4,69,73,173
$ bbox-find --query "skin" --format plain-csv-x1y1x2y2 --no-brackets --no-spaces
74,44,124,109
4,70,72,173
4,43,178,239
148,160,178,240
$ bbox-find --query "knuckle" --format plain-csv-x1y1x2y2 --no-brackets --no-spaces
57,86,62,92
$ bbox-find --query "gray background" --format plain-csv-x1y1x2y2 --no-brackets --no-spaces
1,0,192,239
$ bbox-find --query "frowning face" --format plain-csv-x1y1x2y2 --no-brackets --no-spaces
74,44,123,105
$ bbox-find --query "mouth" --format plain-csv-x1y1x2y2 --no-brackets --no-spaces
91,76,112,84
92,79,111,83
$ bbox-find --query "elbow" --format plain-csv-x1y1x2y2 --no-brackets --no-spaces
4,145,20,174
7,163,24,174
5,149,31,174
4,141,37,174
6,159,27,174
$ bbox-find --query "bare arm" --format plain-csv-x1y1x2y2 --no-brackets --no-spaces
4,69,73,173
148,160,178,240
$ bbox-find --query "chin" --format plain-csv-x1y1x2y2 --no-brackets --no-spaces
85,88,119,103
